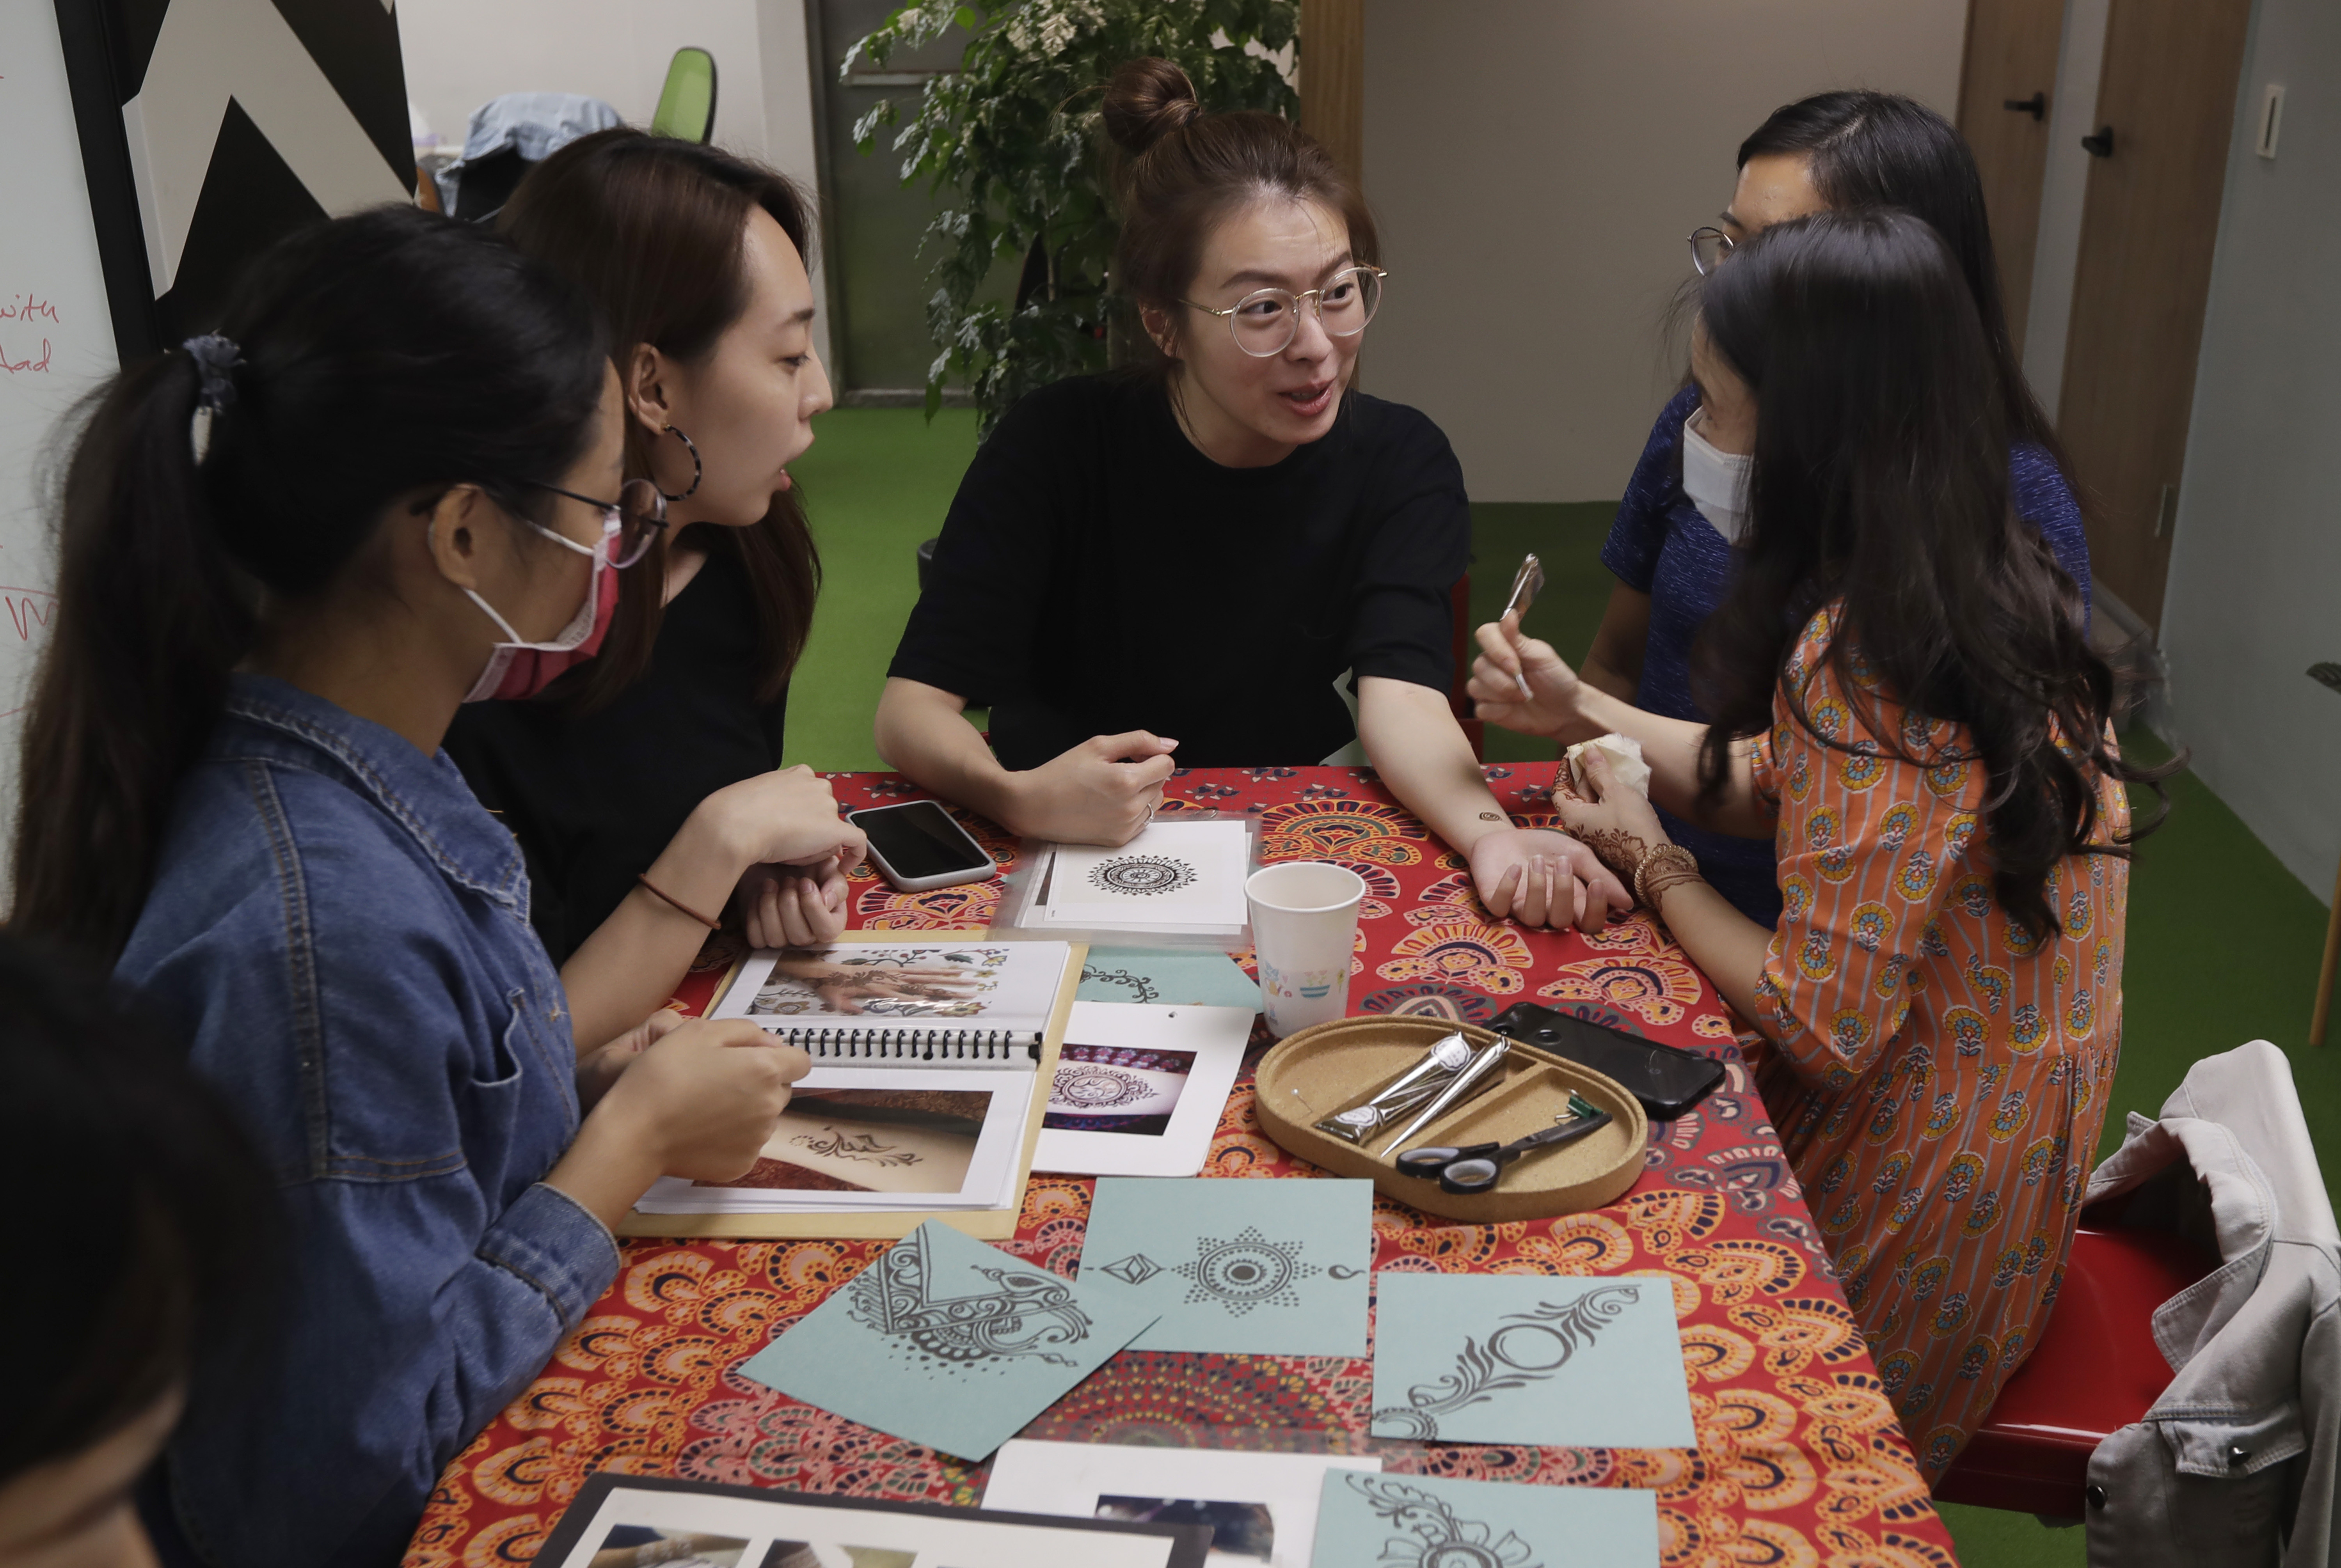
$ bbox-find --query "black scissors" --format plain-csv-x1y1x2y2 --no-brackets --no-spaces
1394,1092,1613,1194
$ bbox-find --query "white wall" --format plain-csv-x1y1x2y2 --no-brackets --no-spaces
394,0,829,367
2157,0,2338,901
1360,0,1970,503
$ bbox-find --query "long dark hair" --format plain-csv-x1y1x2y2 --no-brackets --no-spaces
1738,90,2069,476
1101,58,1378,382
11,206,609,958
1691,210,2162,942
497,128,822,708
0,931,279,1484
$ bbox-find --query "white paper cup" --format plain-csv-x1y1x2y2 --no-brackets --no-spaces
1245,861,1366,1039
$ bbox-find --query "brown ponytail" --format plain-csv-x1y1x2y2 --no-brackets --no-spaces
1101,58,1376,374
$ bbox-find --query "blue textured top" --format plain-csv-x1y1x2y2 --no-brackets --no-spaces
1598,385,2094,925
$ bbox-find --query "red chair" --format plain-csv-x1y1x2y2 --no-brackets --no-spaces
1449,576,1485,760
1933,1211,2219,1517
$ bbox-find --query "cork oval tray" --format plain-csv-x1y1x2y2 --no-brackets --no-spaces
1253,1016,1647,1222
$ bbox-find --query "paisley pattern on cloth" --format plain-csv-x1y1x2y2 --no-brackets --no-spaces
1743,607,2130,1479
405,766,1958,1568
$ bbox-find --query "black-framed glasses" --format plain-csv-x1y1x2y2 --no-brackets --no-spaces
524,477,668,568
1182,265,1387,357
1689,226,1736,277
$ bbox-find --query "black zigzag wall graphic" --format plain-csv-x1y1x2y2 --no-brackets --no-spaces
55,0,415,356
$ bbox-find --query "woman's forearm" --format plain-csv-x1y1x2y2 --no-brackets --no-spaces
1357,677,1515,854
561,809,746,1052
1646,874,1775,1027
873,677,1027,832
1552,683,1774,840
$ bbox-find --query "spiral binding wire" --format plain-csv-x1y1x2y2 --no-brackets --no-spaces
773,1026,1040,1063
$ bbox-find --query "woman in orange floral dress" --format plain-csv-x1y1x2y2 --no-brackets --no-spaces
1469,209,2163,1481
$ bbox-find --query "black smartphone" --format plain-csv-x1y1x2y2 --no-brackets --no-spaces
1487,1000,1726,1121
847,801,995,891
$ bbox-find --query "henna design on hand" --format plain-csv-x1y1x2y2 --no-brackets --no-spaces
1574,827,1655,883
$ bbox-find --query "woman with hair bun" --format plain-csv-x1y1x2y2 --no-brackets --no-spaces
877,59,1629,929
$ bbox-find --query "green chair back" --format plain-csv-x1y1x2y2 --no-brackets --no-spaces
651,46,718,144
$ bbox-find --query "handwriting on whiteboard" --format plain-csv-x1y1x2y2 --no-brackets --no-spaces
0,294,59,323
0,291,60,374
2,586,54,644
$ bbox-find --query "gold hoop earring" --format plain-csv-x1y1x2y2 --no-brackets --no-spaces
658,424,702,501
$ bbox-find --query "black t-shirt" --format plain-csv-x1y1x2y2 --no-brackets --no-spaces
443,542,785,962
887,374,1470,769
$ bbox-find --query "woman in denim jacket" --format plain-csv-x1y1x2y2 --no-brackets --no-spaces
9,209,846,1566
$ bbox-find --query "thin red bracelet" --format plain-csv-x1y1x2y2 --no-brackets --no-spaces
636,872,720,929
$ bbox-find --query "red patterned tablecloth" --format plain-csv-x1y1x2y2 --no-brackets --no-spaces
407,764,1961,1568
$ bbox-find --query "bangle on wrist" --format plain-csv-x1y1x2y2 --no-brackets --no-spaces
636,872,721,929
1632,843,1701,912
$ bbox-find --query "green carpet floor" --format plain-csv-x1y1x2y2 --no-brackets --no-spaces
784,413,2337,1568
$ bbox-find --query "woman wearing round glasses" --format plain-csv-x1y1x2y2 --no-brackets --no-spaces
1577,91,2093,926
875,57,1628,930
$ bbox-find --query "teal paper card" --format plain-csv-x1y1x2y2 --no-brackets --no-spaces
737,1220,1159,1461
1368,1272,1697,1447
1079,1177,1372,1355
1309,1470,1659,1568
1078,947,1262,1011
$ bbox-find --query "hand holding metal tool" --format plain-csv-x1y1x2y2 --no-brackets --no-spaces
1499,553,1545,699
1384,1037,1512,1150
1395,1092,1613,1194
1316,1032,1474,1143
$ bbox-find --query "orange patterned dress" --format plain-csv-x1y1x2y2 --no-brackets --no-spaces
1740,605,2129,1481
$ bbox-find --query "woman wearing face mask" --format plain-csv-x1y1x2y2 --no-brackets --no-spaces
444,130,855,1050
1473,209,2163,1483
1582,91,2093,925
874,59,1629,931
10,208,813,1567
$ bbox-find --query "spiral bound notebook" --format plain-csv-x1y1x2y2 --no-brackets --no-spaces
621,939,1082,1242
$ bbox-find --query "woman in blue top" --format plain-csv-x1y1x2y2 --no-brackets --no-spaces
8,209,845,1566
1581,92,2093,924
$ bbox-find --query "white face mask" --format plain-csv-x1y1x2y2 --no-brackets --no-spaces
459,512,620,703
1681,406,1752,546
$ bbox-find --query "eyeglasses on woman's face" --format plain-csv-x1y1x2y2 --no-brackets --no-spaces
518,477,668,569
1183,265,1388,358
1688,226,1736,277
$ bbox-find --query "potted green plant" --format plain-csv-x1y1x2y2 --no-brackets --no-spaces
848,0,1300,432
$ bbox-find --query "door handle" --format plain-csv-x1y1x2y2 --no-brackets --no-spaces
2004,91,2048,121
2082,125,2115,157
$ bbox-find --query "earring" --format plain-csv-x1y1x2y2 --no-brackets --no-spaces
658,424,702,501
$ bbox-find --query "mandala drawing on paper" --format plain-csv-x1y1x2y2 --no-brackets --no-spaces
1344,1474,1543,1568
1370,1284,1642,1440
1098,1226,1359,1317
1050,1064,1153,1110
847,1229,1093,1371
1087,855,1198,897
789,1128,921,1167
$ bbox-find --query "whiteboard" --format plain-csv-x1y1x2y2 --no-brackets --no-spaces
0,4,121,880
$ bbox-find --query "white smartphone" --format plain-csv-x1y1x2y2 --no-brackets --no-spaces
849,801,996,891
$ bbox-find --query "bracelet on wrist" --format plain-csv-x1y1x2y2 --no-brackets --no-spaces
636,872,721,929
1632,842,1701,912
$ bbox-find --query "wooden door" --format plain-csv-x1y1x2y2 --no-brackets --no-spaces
1956,0,2066,353
2056,0,2253,628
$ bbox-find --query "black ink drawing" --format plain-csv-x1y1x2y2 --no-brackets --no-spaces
1369,1284,1643,1440
789,1128,922,1167
1344,1474,1542,1568
1077,963,1162,1003
1096,1226,1361,1316
1087,855,1199,897
847,1228,1094,1369
1050,1064,1155,1110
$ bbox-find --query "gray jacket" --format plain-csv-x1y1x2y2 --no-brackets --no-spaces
2085,1039,2340,1567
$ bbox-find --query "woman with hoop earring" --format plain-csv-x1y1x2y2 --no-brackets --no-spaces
444,129,863,1052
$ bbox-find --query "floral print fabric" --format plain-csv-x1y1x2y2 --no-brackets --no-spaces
1743,606,2130,1479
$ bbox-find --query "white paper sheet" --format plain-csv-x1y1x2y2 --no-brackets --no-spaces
1039,821,1251,932
983,1441,1380,1568
1032,1003,1255,1179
